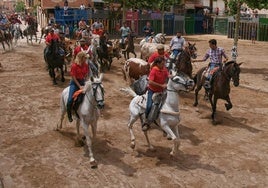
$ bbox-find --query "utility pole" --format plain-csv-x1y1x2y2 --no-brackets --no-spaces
231,0,242,62
122,0,126,22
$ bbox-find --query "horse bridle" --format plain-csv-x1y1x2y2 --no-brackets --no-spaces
91,82,105,104
167,74,192,92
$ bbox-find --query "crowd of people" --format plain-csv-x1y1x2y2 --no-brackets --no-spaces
1,13,230,130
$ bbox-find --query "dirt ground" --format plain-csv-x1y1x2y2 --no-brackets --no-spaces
0,34,268,188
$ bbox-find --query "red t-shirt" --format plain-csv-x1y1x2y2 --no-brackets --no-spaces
148,51,169,64
73,45,89,58
70,62,89,80
148,66,169,92
92,29,104,36
45,33,60,44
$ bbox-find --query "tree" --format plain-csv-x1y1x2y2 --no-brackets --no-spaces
104,0,181,33
228,0,268,61
15,1,25,13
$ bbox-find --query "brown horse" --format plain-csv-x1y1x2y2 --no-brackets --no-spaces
171,42,197,78
193,61,242,124
121,32,137,59
0,29,12,51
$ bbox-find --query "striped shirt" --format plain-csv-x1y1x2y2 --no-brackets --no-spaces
202,47,227,64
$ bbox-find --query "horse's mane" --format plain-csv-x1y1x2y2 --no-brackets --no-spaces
83,80,93,93
225,60,236,66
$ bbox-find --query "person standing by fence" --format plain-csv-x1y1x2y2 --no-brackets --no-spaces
143,21,154,42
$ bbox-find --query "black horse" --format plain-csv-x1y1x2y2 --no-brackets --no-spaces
44,39,65,85
167,42,197,78
121,32,137,59
193,61,242,124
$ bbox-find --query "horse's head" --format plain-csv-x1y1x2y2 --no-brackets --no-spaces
84,74,105,109
224,61,242,87
186,42,197,59
169,71,195,92
154,33,166,44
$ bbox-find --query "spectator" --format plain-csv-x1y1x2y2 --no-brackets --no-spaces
80,4,85,10
143,21,154,42
119,22,131,48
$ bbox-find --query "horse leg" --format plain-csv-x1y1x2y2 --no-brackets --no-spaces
128,115,139,149
210,95,218,124
143,131,155,151
57,98,66,130
75,120,84,147
60,66,65,82
81,120,97,168
49,68,57,85
225,95,233,111
161,123,178,156
39,33,42,44
193,84,202,106
133,51,137,58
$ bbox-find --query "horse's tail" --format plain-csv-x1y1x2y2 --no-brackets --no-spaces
120,87,137,98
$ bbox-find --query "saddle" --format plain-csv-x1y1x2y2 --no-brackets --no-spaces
131,75,148,95
72,89,85,119
136,91,166,123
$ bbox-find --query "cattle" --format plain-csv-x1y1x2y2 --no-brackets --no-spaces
107,39,122,60
122,58,150,85
140,43,170,61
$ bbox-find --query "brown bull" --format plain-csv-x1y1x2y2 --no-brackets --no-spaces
122,58,150,84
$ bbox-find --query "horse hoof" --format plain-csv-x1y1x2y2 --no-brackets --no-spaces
61,78,65,82
212,120,217,126
193,102,198,107
90,160,98,169
130,142,135,149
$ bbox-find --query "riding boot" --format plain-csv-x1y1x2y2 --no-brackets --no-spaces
67,103,73,122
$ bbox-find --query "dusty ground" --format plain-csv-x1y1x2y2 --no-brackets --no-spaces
0,34,268,188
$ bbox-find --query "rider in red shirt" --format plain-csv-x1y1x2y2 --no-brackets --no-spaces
143,56,169,131
148,44,169,64
45,29,60,46
67,51,89,122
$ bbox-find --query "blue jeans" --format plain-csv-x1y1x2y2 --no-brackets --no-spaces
172,49,182,59
207,62,221,80
67,79,85,104
145,89,154,118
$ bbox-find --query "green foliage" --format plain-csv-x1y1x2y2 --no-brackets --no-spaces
246,0,268,9
15,1,25,13
228,0,268,15
103,0,181,11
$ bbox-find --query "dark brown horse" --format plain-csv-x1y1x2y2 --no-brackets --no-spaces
0,29,12,51
121,32,137,59
23,25,37,44
44,39,65,85
193,61,242,123
173,42,197,78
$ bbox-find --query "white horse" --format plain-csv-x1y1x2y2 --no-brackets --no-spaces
13,23,21,46
127,71,194,156
139,33,166,47
57,74,105,168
